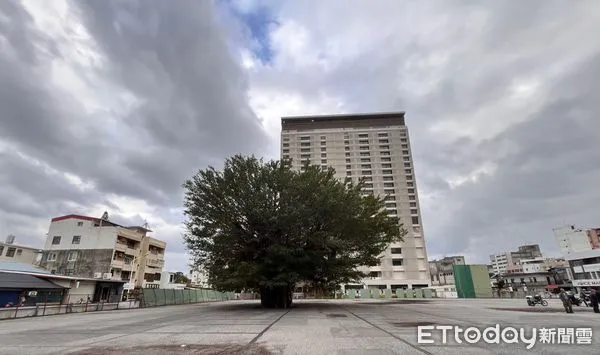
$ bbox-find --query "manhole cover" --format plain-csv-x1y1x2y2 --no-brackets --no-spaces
327,313,348,318
391,322,436,328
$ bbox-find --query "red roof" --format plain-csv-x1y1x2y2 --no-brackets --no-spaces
50,214,122,227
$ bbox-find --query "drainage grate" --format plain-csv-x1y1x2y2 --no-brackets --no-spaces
391,321,436,328
326,313,348,318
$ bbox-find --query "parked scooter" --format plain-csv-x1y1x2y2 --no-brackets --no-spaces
568,293,584,307
526,294,549,306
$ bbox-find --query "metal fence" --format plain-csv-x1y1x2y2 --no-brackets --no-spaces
140,288,235,307
0,293,139,320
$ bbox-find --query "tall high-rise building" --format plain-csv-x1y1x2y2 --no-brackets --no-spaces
280,112,430,290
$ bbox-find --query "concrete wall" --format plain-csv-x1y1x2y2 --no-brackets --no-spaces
554,225,591,254
0,242,41,265
45,219,117,250
39,249,114,278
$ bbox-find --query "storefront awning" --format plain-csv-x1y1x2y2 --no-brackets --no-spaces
0,272,66,290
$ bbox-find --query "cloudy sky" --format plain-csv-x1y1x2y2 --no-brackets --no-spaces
1,0,599,272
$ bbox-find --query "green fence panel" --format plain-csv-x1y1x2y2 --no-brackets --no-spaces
454,265,476,298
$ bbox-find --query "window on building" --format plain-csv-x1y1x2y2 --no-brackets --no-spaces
400,131,406,137
407,182,414,187
361,170,372,175
384,189,395,194
360,152,370,156
401,138,407,142
378,132,388,137
358,140,369,144
379,139,389,144
391,248,402,254
359,146,369,150
385,202,397,208
411,209,418,215
364,183,373,189
321,141,326,146
282,143,289,147
300,136,310,141
346,171,351,176
404,163,411,168
321,153,327,158
381,157,391,162
392,258,403,266
402,150,409,155
383,176,394,181
320,136,326,140
47,252,57,262
405,169,412,174
384,195,395,201
406,175,413,180
6,247,16,258
344,140,350,145
379,145,390,150
68,251,78,261
345,147,350,151
345,152,351,157
412,216,419,225
72,236,81,244
382,169,393,175
361,164,371,169
346,158,351,163
409,195,416,201
382,163,392,169
321,159,327,164
358,133,368,138
381,151,391,156
282,155,289,160
384,182,394,188
52,236,61,245
408,188,415,194
283,136,289,142
362,176,373,182
282,149,289,153
321,166,328,171
16,249,22,256
401,144,408,149
369,271,381,278
403,157,410,162
300,148,311,152
300,154,310,159
346,165,351,170
300,142,311,147
410,202,417,207
77,221,84,227
360,158,371,162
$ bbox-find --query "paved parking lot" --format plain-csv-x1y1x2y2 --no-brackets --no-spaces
0,298,599,354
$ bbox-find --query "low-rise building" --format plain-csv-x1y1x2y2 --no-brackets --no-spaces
39,213,166,290
555,225,600,289
428,256,466,286
0,235,42,266
489,244,542,274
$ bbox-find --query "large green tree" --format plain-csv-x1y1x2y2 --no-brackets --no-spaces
183,155,405,308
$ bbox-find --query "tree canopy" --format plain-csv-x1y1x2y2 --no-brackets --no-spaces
183,155,405,308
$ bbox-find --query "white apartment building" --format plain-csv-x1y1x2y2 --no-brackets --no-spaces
281,112,430,290
489,244,542,275
0,235,42,265
554,225,600,288
190,269,210,288
39,213,166,289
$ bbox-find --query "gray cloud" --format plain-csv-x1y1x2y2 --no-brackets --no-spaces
0,0,268,271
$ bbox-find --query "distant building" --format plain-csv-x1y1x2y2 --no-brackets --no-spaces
554,225,600,289
158,271,187,290
489,244,542,274
428,256,466,286
39,213,166,290
190,269,210,288
0,235,42,266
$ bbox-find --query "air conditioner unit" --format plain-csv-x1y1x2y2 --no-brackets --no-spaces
102,273,112,279
93,272,102,279
28,291,38,297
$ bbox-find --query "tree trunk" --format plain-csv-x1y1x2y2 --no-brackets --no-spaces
260,285,293,308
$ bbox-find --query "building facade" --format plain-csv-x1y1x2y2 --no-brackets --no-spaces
281,112,430,290
190,269,210,288
0,235,42,266
39,214,166,289
489,244,542,274
429,256,466,286
555,225,600,289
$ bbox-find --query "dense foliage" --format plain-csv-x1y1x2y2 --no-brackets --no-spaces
183,155,405,308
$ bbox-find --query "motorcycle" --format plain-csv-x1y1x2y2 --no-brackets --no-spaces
526,294,548,306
